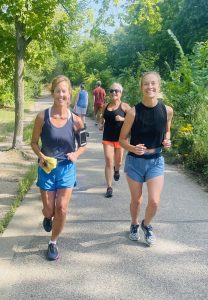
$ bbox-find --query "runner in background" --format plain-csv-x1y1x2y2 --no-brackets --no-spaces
73,84,88,128
99,82,131,198
93,81,106,125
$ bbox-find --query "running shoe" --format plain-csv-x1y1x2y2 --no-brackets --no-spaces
105,187,113,198
141,220,156,246
129,224,140,241
47,243,59,261
113,167,120,181
43,217,52,232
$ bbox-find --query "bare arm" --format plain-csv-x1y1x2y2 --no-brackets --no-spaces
119,107,136,152
65,113,86,162
98,104,107,131
31,111,47,165
162,105,173,149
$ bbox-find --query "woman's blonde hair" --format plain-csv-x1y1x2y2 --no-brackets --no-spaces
110,82,123,93
140,71,161,87
50,75,72,94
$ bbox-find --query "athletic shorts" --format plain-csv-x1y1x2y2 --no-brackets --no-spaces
124,154,164,183
102,140,121,149
37,160,76,191
74,105,87,115
94,103,104,109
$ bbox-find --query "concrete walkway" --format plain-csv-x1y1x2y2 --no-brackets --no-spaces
0,115,208,300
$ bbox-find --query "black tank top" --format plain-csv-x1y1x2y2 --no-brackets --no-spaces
130,101,167,149
41,108,76,162
103,103,125,141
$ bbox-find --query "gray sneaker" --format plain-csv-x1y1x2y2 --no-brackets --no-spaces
129,224,140,241
141,220,156,246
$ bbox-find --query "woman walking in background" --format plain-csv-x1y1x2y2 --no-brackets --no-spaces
31,75,86,260
119,71,173,246
73,84,88,127
99,83,131,198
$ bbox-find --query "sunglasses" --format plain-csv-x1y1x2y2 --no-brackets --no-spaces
110,89,121,94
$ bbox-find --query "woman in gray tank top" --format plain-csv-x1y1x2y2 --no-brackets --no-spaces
31,75,86,261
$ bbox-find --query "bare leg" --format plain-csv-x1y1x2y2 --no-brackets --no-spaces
144,175,164,225
94,106,98,123
97,107,103,124
114,147,124,171
40,190,56,219
51,188,73,242
103,144,114,188
126,176,143,224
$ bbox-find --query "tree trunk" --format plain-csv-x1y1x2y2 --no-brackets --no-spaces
12,20,26,149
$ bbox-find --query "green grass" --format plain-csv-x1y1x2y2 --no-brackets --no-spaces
24,121,34,143
0,110,15,141
0,163,37,234
0,100,34,142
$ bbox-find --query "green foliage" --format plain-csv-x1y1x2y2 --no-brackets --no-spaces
163,35,208,182
126,0,162,34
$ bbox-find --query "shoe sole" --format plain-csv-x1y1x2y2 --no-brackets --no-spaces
129,235,140,241
47,253,60,261
105,194,113,198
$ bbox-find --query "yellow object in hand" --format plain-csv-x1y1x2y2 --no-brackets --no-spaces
41,157,57,174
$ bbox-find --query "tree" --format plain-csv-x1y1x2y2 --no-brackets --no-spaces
0,0,78,148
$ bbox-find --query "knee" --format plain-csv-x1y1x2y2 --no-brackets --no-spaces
148,198,159,210
131,196,142,207
55,205,67,218
105,159,113,168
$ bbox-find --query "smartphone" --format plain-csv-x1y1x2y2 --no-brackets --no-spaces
76,129,87,147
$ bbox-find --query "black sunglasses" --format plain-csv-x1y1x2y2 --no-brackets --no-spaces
110,89,121,94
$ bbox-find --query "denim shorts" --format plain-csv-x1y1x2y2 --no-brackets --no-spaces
124,154,165,183
37,160,76,191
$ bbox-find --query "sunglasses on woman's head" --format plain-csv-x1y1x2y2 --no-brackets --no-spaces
110,89,121,94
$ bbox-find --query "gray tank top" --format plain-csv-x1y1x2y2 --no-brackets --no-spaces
41,108,76,162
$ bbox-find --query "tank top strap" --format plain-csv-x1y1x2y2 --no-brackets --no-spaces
44,108,50,121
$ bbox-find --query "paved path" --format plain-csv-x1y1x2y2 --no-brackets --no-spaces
0,114,208,299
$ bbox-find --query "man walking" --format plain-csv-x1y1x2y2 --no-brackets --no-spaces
93,81,106,125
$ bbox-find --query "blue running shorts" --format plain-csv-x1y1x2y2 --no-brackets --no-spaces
124,154,164,183
37,160,76,191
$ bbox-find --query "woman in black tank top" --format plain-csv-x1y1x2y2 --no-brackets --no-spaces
99,82,131,198
119,72,173,246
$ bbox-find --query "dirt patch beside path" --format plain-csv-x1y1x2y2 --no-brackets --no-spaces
0,94,52,224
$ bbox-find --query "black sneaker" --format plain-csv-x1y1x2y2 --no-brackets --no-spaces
141,220,156,246
113,167,120,181
47,243,59,261
105,187,113,198
43,217,52,232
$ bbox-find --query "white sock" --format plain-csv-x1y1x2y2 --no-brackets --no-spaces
49,240,56,245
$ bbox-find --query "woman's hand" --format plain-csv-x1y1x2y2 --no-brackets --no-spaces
162,139,172,149
38,155,48,168
134,144,147,155
66,152,78,162
98,123,104,131
115,115,124,122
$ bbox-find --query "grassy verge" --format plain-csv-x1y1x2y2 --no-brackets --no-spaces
0,100,34,142
0,163,37,234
